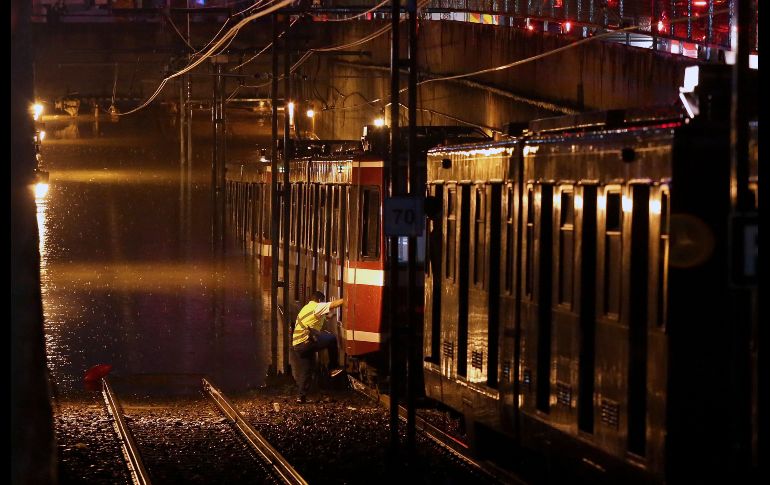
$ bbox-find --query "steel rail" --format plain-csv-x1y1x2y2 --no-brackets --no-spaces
101,378,152,485
202,378,308,485
347,375,526,484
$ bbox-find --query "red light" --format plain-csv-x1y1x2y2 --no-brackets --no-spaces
564,21,572,33
693,1,707,5
527,25,534,31
657,20,665,32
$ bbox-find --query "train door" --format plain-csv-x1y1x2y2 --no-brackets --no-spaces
251,184,261,254
550,184,579,433
466,182,501,389
319,184,331,298
456,183,471,378
577,184,598,436
519,182,554,416
342,182,383,357
289,183,299,302
646,184,669,472
439,183,459,387
425,183,443,366
499,181,519,428
594,184,626,453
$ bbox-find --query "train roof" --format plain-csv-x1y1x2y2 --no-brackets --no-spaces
520,107,684,136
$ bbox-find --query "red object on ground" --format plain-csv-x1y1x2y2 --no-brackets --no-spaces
83,364,112,383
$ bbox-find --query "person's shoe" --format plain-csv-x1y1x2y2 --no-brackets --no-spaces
295,395,306,404
329,368,344,378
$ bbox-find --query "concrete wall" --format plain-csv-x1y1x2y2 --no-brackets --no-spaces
305,20,694,139
32,18,695,138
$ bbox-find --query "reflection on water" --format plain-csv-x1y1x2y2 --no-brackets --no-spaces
38,113,272,397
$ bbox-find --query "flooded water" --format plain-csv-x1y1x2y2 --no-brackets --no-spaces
37,111,273,397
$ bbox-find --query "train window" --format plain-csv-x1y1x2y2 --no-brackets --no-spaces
504,185,514,294
316,185,325,254
524,187,534,298
559,188,575,306
604,190,622,317
254,185,261,241
360,186,380,260
749,182,758,210
279,183,285,244
473,186,486,287
262,185,271,239
342,186,349,260
290,184,297,244
331,186,339,256
446,187,457,281
657,189,670,327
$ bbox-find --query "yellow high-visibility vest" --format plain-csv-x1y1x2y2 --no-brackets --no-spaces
292,301,325,347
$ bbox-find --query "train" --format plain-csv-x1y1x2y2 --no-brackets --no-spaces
226,66,758,483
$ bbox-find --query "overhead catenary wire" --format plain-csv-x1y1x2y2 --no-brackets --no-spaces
119,0,294,116
229,16,299,72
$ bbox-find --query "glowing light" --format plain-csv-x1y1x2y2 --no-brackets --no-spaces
693,1,707,5
34,182,49,198
598,194,606,209
306,109,315,118
32,103,44,120
657,20,665,32
622,195,633,212
39,130,46,141
287,101,295,126
523,145,539,156
527,25,534,31
650,198,662,215
574,194,583,210
564,22,572,33
373,117,385,127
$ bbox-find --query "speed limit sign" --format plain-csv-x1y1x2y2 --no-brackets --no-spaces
384,196,424,237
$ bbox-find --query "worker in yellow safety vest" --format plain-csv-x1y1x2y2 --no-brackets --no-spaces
292,291,345,403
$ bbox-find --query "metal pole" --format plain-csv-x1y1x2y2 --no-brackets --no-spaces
217,62,227,253
211,62,219,251
270,13,280,376
282,12,292,374
212,60,227,252
388,0,401,460
729,0,754,477
406,0,417,456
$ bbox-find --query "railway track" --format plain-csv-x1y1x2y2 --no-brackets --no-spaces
347,375,526,485
100,377,307,485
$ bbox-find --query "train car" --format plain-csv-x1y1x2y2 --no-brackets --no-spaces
226,157,272,274
226,127,490,382
423,92,758,482
280,126,491,383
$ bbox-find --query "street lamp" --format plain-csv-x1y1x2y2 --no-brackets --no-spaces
306,108,315,138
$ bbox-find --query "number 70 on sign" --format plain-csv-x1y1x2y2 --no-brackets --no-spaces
384,196,425,237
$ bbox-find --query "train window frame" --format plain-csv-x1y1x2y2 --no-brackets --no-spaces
344,185,350,261
445,184,458,282
602,186,624,319
331,185,339,257
290,184,297,245
524,184,535,299
473,184,487,288
279,182,285,244
656,186,670,328
359,185,381,261
504,183,515,295
262,182,271,239
558,186,575,307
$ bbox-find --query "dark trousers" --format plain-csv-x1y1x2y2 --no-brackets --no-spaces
292,331,339,397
